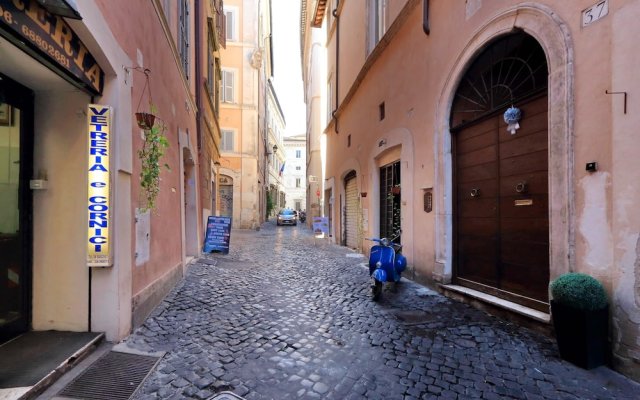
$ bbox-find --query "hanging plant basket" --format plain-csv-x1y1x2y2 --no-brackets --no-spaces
391,186,401,195
135,112,156,130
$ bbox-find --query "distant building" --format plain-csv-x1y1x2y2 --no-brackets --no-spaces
283,135,307,212
267,80,286,216
300,0,328,225
218,0,273,229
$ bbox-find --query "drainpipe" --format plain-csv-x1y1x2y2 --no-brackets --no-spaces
332,1,340,134
195,0,202,150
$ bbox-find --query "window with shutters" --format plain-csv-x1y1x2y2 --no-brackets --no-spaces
178,0,190,80
296,150,302,158
221,129,235,152
207,23,216,104
225,7,237,42
367,0,387,55
221,69,235,103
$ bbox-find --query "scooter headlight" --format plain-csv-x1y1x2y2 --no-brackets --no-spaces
380,238,390,246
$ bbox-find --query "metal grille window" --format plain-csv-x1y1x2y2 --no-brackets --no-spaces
450,32,548,129
178,0,190,80
380,161,401,243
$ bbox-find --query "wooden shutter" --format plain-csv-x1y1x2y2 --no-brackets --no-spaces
222,70,234,103
225,10,234,41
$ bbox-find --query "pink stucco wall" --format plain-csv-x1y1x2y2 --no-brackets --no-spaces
97,1,198,297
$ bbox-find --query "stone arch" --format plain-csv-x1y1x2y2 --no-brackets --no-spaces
433,3,574,284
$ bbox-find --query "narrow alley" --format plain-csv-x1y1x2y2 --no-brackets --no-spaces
118,224,638,400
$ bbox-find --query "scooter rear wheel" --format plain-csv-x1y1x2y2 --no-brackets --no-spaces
372,280,383,301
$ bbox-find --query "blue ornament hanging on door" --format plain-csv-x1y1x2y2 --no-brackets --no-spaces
503,106,522,134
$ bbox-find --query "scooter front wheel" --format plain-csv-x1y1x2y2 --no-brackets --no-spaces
372,280,383,301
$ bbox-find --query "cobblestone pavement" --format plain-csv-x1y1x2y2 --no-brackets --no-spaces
127,222,639,400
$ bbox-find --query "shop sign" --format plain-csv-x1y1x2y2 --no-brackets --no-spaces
87,104,112,267
0,0,104,94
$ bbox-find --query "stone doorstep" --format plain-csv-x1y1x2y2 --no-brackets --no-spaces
439,284,553,336
12,333,105,400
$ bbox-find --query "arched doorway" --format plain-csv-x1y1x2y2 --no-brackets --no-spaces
219,175,233,218
451,32,549,310
343,171,358,248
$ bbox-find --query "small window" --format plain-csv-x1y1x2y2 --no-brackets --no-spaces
368,0,387,54
296,150,302,158
296,178,301,188
221,69,235,103
295,166,301,171
379,102,385,120
221,129,234,151
348,134,351,147
225,8,237,41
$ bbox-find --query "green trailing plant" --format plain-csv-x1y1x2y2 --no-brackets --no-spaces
138,109,170,211
266,192,274,218
549,273,608,311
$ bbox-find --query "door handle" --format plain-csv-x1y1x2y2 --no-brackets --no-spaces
515,181,528,194
470,188,480,197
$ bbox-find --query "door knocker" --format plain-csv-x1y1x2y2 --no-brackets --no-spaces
470,188,480,198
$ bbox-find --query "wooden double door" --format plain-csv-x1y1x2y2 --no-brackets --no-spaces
454,95,549,310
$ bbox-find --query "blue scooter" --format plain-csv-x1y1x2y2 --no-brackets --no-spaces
367,232,407,301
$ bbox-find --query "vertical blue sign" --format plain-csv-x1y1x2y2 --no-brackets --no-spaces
203,216,232,254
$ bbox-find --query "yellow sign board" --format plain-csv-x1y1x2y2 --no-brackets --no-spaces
87,105,112,267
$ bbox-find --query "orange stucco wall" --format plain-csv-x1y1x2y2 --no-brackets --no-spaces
317,0,640,380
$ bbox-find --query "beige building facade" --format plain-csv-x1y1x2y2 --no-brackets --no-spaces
218,0,272,229
304,0,640,380
267,80,286,216
300,0,328,226
283,134,307,212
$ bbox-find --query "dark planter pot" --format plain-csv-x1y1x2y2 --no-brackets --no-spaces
135,112,156,130
550,300,608,369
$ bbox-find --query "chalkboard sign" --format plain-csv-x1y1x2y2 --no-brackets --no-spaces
203,216,232,254
312,217,329,235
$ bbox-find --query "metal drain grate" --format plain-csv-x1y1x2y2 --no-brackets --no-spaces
58,351,159,400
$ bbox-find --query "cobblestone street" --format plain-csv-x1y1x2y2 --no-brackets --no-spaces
127,222,638,400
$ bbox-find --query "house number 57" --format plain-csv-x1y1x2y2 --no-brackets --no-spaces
582,0,608,27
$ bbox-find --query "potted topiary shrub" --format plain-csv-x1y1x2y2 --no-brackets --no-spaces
549,273,609,369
